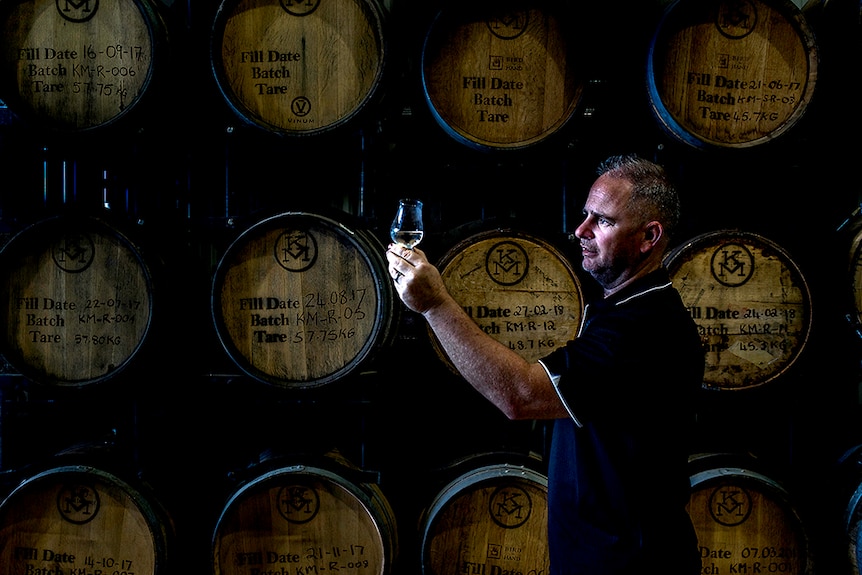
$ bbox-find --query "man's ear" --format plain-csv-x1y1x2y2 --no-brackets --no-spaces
641,221,664,253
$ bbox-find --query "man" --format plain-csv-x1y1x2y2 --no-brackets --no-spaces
385,154,704,575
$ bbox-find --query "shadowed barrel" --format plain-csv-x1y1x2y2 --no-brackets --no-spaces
421,3,585,151
419,455,549,575
0,0,166,132
688,453,813,575
0,465,173,575
664,230,812,391
211,0,387,136
0,215,155,388
647,0,818,149
211,211,396,389
212,460,398,575
432,229,584,373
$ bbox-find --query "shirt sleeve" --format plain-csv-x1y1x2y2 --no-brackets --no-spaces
538,358,583,428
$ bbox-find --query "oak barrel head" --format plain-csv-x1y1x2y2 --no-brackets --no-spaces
212,463,398,575
212,211,396,389
688,453,813,575
647,0,818,149
0,465,172,575
432,229,584,374
211,0,387,136
0,215,155,388
420,459,549,575
664,230,811,391
421,3,585,151
0,0,166,132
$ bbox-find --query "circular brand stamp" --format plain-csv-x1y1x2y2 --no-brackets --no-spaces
57,483,100,524
489,484,532,529
280,0,321,17
56,0,99,23
486,11,529,40
53,232,96,273
714,0,758,40
485,241,529,286
708,483,752,527
275,230,318,272
710,242,755,287
277,484,320,524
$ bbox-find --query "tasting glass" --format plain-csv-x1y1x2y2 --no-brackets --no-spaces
390,199,424,249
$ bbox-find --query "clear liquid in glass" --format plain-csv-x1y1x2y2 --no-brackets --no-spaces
391,230,424,248
390,199,423,249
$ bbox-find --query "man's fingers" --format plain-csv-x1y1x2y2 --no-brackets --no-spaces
388,245,417,266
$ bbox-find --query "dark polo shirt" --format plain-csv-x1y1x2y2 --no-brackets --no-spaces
539,267,705,575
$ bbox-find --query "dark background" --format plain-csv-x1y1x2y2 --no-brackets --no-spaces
1,0,861,574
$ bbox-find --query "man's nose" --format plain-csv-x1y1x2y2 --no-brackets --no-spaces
574,220,591,239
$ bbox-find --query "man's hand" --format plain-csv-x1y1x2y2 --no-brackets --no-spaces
385,244,449,314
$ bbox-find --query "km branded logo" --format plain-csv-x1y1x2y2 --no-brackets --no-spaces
56,0,99,23
53,232,96,273
710,242,754,287
277,484,320,524
57,482,100,524
275,229,318,272
708,483,753,527
489,484,533,529
485,241,529,286
486,10,529,40
715,0,758,40
280,0,320,17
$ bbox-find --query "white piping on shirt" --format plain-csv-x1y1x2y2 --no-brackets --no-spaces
539,359,582,427
539,280,674,428
615,281,672,306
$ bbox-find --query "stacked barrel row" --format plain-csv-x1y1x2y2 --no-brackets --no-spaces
0,0,819,149
0,206,841,575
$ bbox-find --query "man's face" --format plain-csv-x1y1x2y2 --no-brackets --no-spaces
574,173,645,292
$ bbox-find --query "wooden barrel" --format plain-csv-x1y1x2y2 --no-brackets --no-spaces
0,215,155,388
0,0,166,132
419,455,549,575
212,461,398,575
647,0,818,150
211,0,387,136
421,3,585,151
0,465,173,575
211,212,396,389
664,230,811,391
688,453,813,575
432,229,584,373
